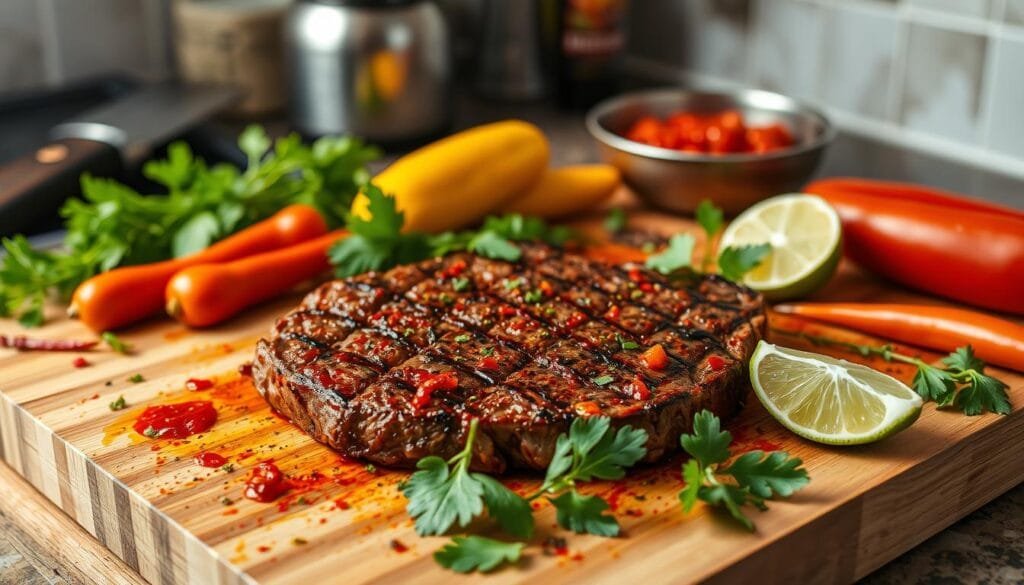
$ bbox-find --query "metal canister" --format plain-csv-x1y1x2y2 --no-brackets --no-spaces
284,0,452,143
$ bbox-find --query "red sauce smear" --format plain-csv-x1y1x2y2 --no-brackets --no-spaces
133,401,217,439
72,356,90,368
194,451,227,468
186,377,214,391
390,539,409,553
408,370,459,409
244,462,289,503
707,355,727,372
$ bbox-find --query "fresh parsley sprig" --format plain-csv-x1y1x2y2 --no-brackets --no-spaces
645,199,770,281
679,411,809,531
532,417,648,537
329,184,576,277
773,330,1011,415
1,126,378,326
401,418,533,538
402,416,647,573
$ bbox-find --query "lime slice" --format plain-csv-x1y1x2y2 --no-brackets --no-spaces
749,341,922,445
719,194,841,300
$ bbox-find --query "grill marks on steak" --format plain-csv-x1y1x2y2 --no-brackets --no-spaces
253,244,765,472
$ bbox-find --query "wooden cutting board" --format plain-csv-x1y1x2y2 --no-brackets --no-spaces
2,209,1023,585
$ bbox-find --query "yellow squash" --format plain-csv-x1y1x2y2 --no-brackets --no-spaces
352,120,549,233
500,164,621,219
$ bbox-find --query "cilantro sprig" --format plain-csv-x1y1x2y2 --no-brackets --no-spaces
776,330,1011,415
402,416,648,572
330,185,575,277
1,126,378,326
645,199,770,281
679,411,809,531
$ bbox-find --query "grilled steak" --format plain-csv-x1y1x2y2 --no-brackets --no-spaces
252,244,765,473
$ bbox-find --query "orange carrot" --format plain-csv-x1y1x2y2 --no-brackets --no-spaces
775,302,1024,371
70,205,328,331
165,231,346,328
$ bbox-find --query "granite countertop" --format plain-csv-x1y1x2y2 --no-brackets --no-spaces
3,92,1023,585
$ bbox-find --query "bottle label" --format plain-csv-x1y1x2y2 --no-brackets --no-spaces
562,0,626,58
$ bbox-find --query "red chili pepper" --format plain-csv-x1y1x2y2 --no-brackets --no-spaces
72,356,90,368
499,305,518,318
605,305,621,320
565,313,587,329
442,259,467,278
410,370,459,409
806,177,1024,221
626,377,651,400
776,302,1024,372
539,280,555,297
805,181,1024,314
0,335,98,352
643,344,669,371
477,356,500,371
707,355,727,372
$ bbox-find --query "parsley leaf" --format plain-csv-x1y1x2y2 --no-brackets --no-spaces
696,199,724,272
452,277,470,292
329,183,431,277
911,364,956,404
591,375,614,386
679,459,704,513
722,451,810,499
549,491,620,537
101,331,131,354
679,410,731,469
476,475,534,539
956,369,1011,415
943,345,986,373
717,244,771,282
695,199,723,240
434,536,523,574
403,456,484,536
678,410,809,531
645,234,696,274
468,231,521,261
616,334,639,350
604,208,627,234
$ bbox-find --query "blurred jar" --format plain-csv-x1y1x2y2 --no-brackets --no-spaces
285,0,453,144
173,0,290,116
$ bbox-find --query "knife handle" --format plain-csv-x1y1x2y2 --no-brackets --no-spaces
0,138,121,237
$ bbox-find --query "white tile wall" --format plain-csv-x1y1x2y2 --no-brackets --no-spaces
0,0,47,91
817,5,900,120
0,0,171,93
899,23,988,143
983,35,1024,158
750,0,824,101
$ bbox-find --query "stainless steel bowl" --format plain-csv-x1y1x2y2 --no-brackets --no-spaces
586,87,835,215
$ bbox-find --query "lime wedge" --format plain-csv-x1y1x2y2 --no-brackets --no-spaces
719,194,841,300
749,341,922,445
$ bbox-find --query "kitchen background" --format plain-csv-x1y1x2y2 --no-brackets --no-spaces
0,0,1022,175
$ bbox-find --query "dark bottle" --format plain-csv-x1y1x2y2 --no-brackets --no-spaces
547,0,628,109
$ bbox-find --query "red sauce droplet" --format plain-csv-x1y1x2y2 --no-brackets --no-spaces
194,451,227,468
238,362,253,377
707,355,727,372
477,356,500,371
72,356,90,368
186,377,214,391
390,539,408,553
133,401,217,439
408,370,459,409
244,462,289,503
